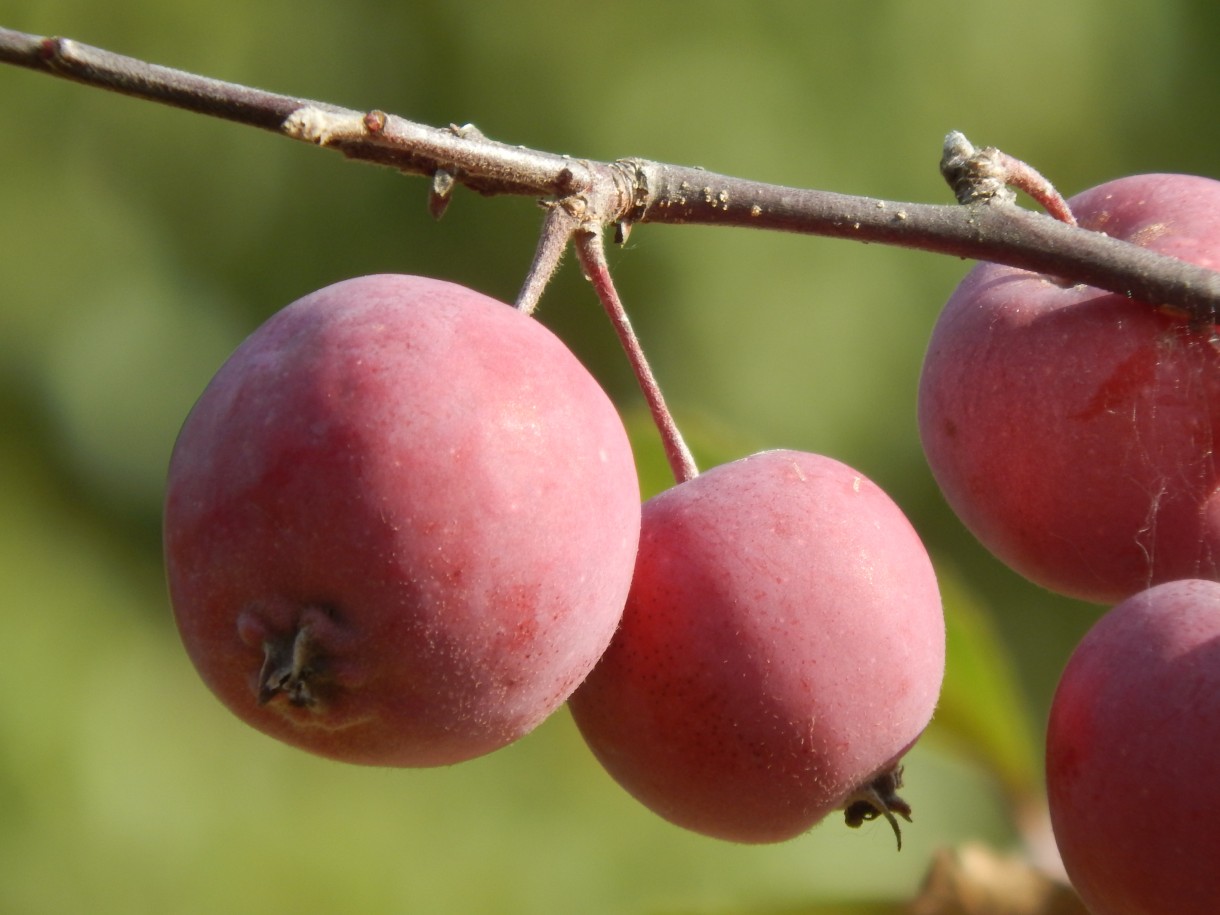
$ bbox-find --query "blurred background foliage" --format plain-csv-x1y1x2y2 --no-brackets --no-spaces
0,1,1216,912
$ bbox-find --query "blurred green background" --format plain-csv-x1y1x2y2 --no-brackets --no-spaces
1,2,1217,912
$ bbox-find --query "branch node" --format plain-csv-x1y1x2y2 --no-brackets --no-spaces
283,105,362,145
940,131,1015,207
448,122,485,141
555,166,582,197
37,36,62,63
363,109,388,136
559,194,589,221
36,37,88,77
613,158,653,224
940,130,1076,225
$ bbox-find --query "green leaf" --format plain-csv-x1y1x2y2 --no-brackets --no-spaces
622,404,765,499
926,565,1042,807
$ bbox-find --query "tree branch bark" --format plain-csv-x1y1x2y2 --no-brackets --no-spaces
4,25,1219,320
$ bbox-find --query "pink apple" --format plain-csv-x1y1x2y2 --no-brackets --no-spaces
569,449,944,844
1046,578,1220,914
919,174,1220,603
165,274,641,766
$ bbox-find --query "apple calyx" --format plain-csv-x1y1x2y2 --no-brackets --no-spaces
257,623,327,709
842,765,913,851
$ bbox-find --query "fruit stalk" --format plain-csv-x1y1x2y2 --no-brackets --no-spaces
575,228,698,484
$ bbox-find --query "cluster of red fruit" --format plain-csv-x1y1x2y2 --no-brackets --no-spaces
920,174,1220,915
164,171,1220,907
163,274,945,847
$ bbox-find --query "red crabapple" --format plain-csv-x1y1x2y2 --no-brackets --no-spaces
568,449,944,845
164,274,641,766
918,174,1220,604
1046,578,1220,915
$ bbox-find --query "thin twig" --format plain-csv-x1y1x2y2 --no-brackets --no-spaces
4,27,1220,320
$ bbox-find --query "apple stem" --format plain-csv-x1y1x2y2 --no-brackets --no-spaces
941,131,1077,226
574,228,699,484
515,204,578,315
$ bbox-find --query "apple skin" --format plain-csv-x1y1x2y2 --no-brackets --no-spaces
568,450,944,844
918,174,1220,604
164,274,640,766
1046,578,1220,915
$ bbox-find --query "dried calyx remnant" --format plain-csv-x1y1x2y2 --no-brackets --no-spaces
842,765,913,851
257,624,326,708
